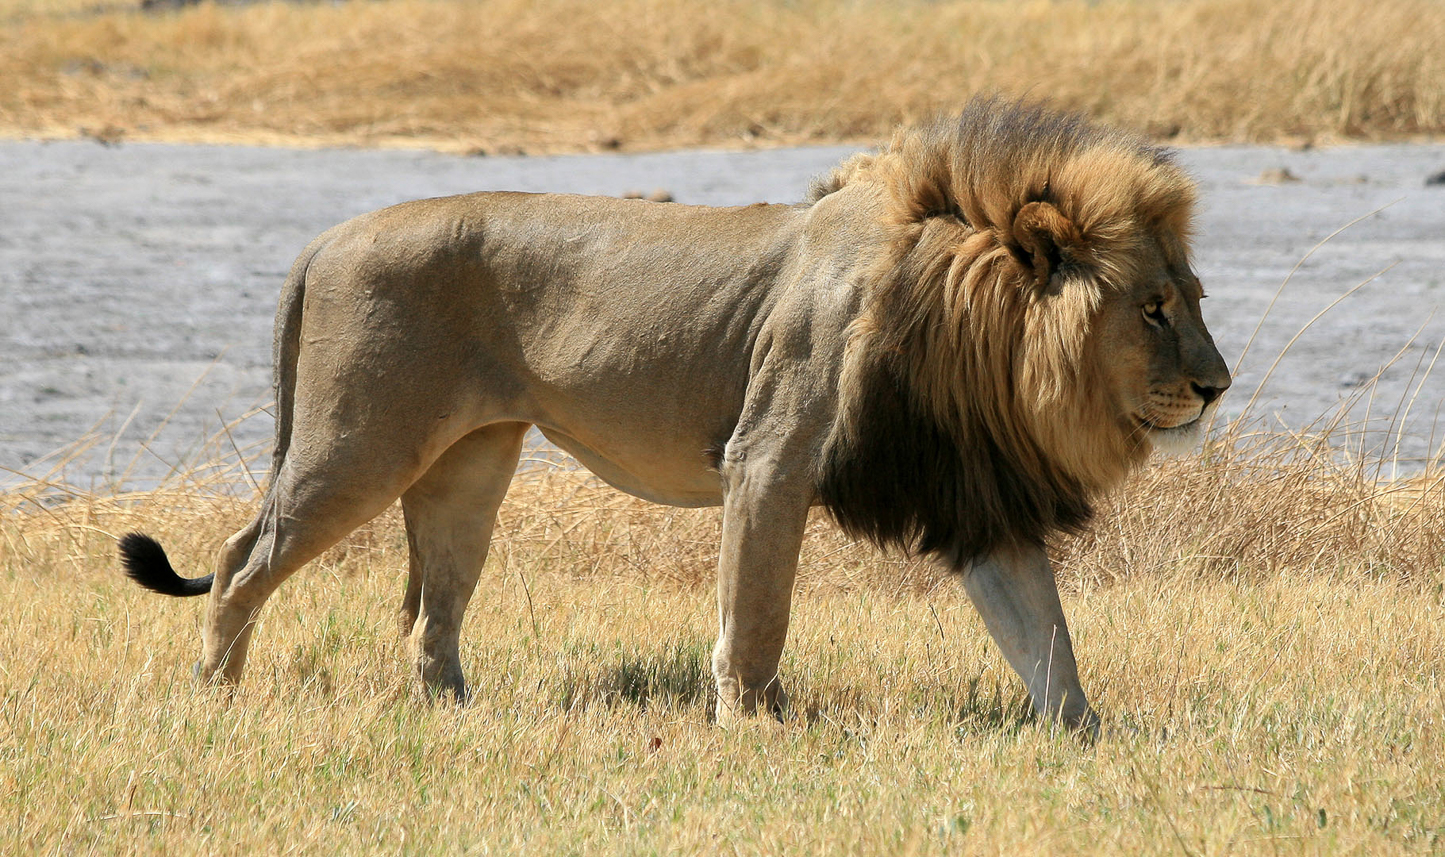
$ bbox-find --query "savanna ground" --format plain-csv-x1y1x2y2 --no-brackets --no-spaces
3,0,1445,853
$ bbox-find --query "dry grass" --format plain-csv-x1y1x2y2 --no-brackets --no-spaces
2,0,1442,153
3,409,1444,852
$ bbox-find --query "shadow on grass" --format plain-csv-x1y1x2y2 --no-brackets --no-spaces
942,675,1037,736
554,638,712,712
797,673,1035,736
550,640,1043,737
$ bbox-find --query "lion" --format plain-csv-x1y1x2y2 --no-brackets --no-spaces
119,98,1229,731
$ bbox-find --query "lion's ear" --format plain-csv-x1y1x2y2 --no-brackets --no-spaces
1013,201,1081,290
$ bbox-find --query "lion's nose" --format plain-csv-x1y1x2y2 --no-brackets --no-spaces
1191,381,1226,406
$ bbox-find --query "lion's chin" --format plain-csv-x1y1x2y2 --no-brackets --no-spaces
1143,416,1205,457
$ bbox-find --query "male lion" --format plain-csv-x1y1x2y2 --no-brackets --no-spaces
120,99,1229,730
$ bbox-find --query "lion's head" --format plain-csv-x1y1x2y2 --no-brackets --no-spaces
815,98,1230,567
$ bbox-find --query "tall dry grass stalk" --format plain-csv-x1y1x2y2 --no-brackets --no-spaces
6,410,1442,602
2,0,1442,152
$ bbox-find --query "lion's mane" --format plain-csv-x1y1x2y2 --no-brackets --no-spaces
814,98,1198,568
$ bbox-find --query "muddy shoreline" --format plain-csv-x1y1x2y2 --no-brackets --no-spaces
2,140,1443,491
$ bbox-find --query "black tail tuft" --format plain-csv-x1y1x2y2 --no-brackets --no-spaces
118,532,214,597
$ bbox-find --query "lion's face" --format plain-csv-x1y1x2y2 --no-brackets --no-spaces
823,105,1230,561
1094,242,1231,455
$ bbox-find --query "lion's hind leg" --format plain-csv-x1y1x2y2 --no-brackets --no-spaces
200,446,436,687
399,422,528,701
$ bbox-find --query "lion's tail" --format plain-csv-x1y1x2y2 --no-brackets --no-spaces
118,231,328,599
118,532,213,596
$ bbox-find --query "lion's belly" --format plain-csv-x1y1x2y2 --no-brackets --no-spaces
536,427,724,507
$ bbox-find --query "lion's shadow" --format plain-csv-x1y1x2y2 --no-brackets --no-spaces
552,639,712,713
796,674,1036,736
550,640,1035,734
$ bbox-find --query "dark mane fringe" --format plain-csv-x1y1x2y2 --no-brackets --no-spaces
814,97,1195,568
817,344,1095,569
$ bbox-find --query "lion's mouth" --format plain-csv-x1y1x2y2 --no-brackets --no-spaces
1135,411,1209,456
1136,415,1198,433
1134,400,1214,434
1150,417,1200,434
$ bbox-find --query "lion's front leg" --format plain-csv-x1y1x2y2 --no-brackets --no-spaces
963,544,1099,735
712,454,812,726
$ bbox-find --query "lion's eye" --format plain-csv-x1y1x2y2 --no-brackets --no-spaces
1142,300,1167,326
